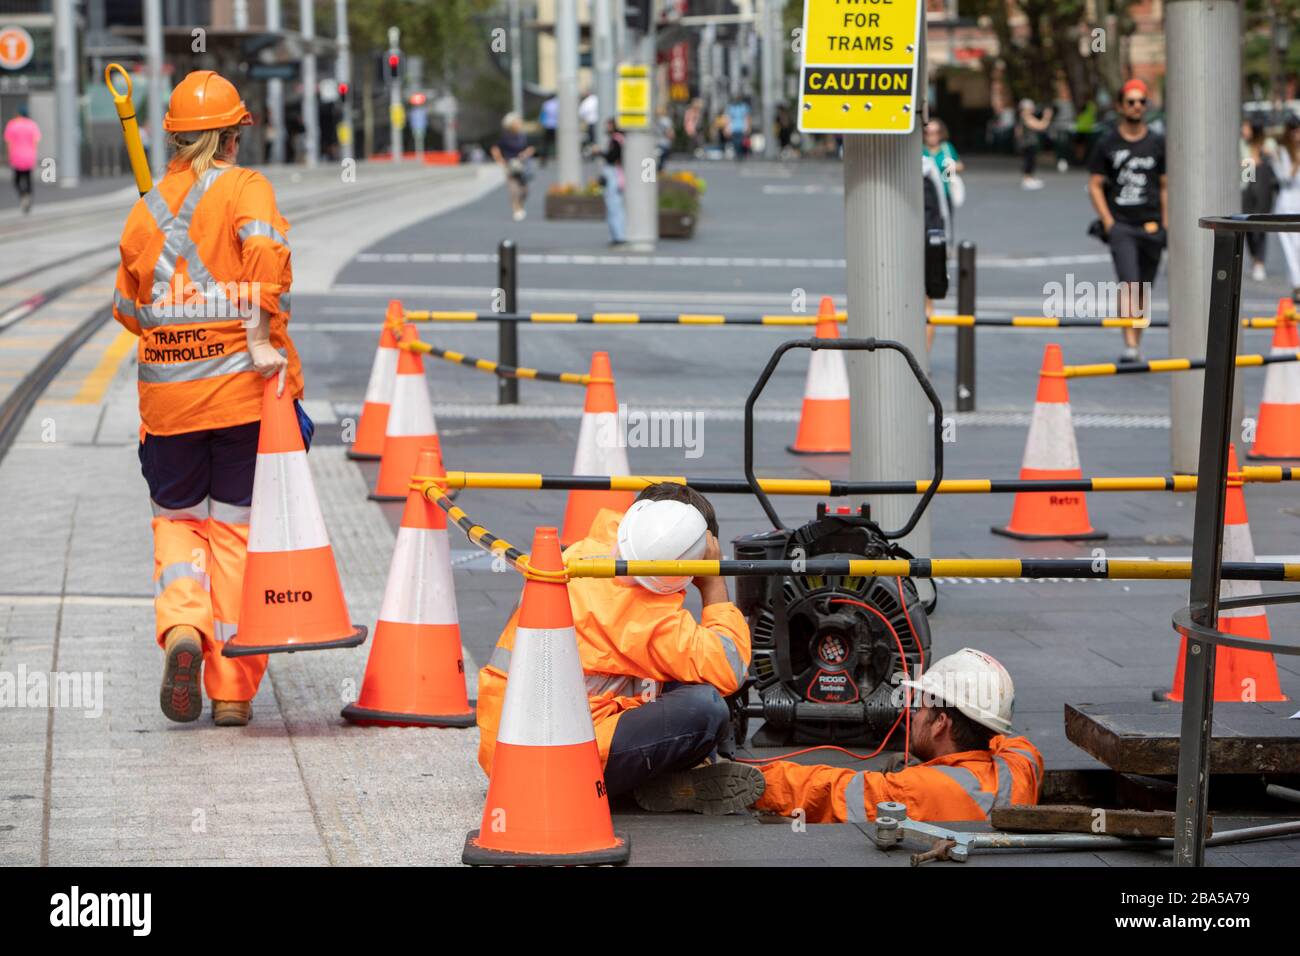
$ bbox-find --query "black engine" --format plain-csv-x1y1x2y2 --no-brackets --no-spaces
732,504,931,748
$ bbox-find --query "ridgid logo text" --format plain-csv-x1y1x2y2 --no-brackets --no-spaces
49,886,151,936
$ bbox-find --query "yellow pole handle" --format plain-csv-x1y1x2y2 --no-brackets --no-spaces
105,63,153,196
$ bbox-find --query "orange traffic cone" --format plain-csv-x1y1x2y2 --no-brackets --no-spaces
462,526,630,866
992,343,1105,540
559,352,634,546
343,446,474,726
348,301,403,461
789,296,851,454
1166,445,1287,703
371,324,442,502
1248,298,1300,460
223,377,367,658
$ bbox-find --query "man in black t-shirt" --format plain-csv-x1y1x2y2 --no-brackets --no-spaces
1087,78,1168,363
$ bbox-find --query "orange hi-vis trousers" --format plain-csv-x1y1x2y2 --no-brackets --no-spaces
142,421,279,702
151,510,266,702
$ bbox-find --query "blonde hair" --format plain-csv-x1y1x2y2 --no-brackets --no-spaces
167,125,241,177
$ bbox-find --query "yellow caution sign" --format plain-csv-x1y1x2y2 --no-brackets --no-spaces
797,0,923,135
616,64,650,130
390,102,406,131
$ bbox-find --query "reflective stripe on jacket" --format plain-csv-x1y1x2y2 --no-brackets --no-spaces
114,162,302,436
476,507,751,775
755,735,1043,823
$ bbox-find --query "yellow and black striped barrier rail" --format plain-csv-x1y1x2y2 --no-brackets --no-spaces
439,468,1300,496
404,309,856,327
1061,351,1300,379
565,556,1300,581
415,474,1300,584
930,315,1291,329
400,339,595,386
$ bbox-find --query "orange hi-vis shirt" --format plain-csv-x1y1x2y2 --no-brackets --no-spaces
756,735,1043,823
477,508,751,775
113,161,303,436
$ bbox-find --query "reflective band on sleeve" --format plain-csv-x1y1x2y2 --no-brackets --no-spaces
114,290,138,317
929,765,995,816
138,348,257,384
843,773,868,823
584,672,637,698
239,220,290,248
152,498,210,522
209,499,251,526
993,757,1015,809
1006,748,1041,792
155,561,210,596
714,630,747,685
487,644,511,674
213,620,237,642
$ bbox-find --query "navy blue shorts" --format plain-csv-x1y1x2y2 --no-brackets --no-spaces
140,402,313,511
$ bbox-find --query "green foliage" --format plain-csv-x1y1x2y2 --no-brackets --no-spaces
342,0,495,72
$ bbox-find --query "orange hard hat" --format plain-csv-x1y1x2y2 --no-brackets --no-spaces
164,70,253,132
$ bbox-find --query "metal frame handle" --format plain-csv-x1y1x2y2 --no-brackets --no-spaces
743,337,944,540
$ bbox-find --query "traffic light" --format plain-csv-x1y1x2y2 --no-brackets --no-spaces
338,82,349,100
386,51,402,82
624,0,653,32
409,92,426,106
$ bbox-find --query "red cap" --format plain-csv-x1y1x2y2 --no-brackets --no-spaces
1121,79,1148,100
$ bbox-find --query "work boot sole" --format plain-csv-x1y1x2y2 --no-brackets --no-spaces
160,633,203,723
633,761,766,815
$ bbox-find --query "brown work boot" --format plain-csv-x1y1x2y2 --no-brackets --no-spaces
160,625,204,723
633,759,766,815
212,700,252,726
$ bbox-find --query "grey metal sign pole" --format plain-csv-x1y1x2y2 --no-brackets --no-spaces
508,0,524,119
1165,0,1242,472
300,0,318,167
335,0,353,164
267,0,286,164
624,20,658,251
593,0,616,150
143,0,165,175
53,0,80,187
555,0,582,185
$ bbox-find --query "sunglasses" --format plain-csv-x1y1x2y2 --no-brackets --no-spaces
1125,98,1147,106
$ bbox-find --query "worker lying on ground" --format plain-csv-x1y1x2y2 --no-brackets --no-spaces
751,648,1042,823
477,482,766,813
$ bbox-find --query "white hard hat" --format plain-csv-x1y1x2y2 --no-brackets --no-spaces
899,648,1014,734
615,498,708,594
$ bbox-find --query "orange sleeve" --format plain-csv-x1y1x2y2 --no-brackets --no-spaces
617,600,751,694
112,255,141,336
232,170,292,322
755,762,853,823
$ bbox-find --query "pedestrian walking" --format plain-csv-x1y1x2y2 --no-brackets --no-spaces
1086,78,1167,364
923,117,963,239
112,70,308,727
579,90,599,147
600,118,626,246
539,95,558,166
1273,118,1300,302
3,104,41,214
1242,120,1278,282
726,96,751,160
491,112,535,222
922,153,950,354
1017,98,1053,190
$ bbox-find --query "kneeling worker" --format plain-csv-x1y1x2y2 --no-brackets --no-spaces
755,648,1042,823
477,483,766,812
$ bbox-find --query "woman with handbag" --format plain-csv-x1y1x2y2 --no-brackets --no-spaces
491,112,535,222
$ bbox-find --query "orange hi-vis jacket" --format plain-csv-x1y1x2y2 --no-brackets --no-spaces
756,735,1043,823
113,161,303,436
477,508,751,775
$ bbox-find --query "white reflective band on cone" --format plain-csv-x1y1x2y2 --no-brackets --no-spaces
387,373,438,437
1260,348,1300,404
247,450,331,552
1219,520,1264,616
803,349,850,400
379,526,459,625
1020,402,1080,471
574,411,631,475
496,625,598,747
363,345,399,404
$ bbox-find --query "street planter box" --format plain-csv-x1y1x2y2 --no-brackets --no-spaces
659,210,696,239
545,193,605,220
